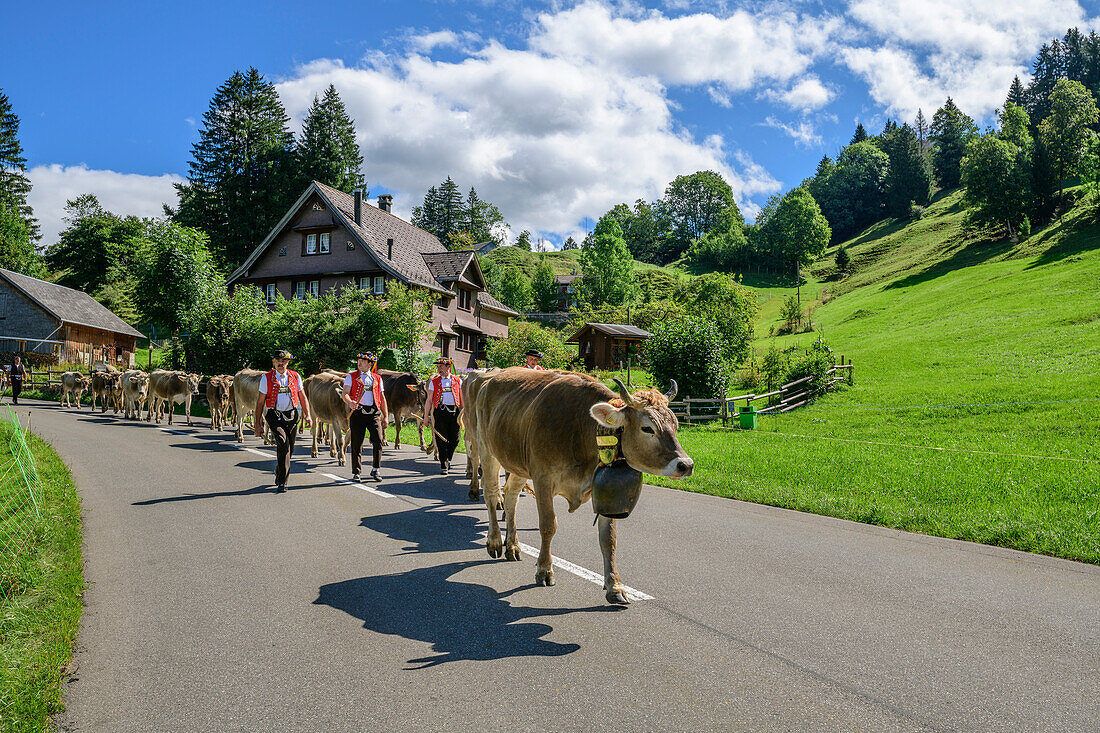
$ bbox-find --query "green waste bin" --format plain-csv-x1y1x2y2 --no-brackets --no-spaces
738,404,758,430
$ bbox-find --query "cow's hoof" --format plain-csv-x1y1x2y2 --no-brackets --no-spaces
486,535,503,558
535,568,555,586
468,489,480,502
605,589,631,606
504,544,522,561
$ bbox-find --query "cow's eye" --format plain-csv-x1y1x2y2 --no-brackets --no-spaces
641,426,655,434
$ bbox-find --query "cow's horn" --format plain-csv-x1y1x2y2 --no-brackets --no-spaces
664,379,678,402
611,378,636,407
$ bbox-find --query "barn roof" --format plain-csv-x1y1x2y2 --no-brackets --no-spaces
566,322,652,343
0,268,145,338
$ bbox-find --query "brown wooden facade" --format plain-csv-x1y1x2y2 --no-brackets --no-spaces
567,323,652,371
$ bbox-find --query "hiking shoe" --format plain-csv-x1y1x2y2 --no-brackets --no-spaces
370,469,380,481
440,464,448,475
276,484,287,493
352,473,361,482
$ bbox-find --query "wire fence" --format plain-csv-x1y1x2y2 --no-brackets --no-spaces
0,406,42,609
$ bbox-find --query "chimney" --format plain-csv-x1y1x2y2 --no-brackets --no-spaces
353,190,362,225
387,238,393,259
378,194,393,214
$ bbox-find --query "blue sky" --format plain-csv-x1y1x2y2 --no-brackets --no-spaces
4,1,1099,246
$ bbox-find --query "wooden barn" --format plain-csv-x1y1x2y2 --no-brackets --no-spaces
0,267,144,367
567,322,652,371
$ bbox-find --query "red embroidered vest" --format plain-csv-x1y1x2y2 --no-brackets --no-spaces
264,369,301,409
524,364,545,370
348,369,384,406
431,374,462,408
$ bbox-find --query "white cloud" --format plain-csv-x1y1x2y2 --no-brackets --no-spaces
276,49,779,237
766,76,834,112
763,116,823,149
841,0,1093,119
409,29,482,54
26,165,183,246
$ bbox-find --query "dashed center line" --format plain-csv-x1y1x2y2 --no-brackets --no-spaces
241,447,271,457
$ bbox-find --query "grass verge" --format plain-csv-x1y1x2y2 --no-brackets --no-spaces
0,417,84,732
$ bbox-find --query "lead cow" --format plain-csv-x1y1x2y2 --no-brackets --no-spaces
120,369,149,419
303,371,350,465
90,371,122,414
474,367,693,605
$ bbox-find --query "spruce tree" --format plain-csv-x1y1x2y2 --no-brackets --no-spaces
883,123,933,216
0,90,38,242
1026,41,1065,129
915,109,929,148
412,185,441,236
297,84,364,193
436,176,464,244
1005,76,1027,110
464,186,505,244
561,236,579,250
930,98,978,189
174,68,297,269
850,123,868,144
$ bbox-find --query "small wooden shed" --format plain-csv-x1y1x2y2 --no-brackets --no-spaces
567,322,652,371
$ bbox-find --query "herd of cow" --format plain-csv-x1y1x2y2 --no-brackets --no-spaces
44,364,695,605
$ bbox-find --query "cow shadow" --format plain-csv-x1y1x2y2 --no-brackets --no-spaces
315,560,619,669
359,501,491,555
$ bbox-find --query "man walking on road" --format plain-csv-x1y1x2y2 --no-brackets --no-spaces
10,356,28,405
254,349,312,493
425,357,461,475
341,352,388,482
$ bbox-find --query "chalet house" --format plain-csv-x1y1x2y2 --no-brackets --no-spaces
555,272,582,311
226,181,517,368
0,267,144,367
567,322,652,371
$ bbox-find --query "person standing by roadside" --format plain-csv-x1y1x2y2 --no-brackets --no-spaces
253,349,312,493
341,352,388,482
425,357,461,474
10,356,28,405
523,349,545,369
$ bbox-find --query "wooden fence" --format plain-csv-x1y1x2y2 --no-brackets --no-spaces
669,357,854,427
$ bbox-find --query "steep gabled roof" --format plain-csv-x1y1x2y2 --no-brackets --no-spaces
422,250,475,282
0,268,145,338
226,181,450,294
477,291,519,316
566,322,652,343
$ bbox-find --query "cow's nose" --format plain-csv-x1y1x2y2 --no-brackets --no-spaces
677,458,694,476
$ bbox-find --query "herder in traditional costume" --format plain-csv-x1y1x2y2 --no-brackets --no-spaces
523,348,545,369
425,357,461,474
341,352,388,482
253,349,313,493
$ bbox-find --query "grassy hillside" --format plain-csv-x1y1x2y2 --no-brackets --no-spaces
651,190,1100,563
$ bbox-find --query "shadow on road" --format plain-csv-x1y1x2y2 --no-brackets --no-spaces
132,480,330,505
315,560,619,669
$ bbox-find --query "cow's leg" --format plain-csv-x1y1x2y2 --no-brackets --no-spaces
392,414,400,449
598,515,629,605
337,423,347,467
502,472,524,562
482,453,504,559
466,429,481,502
167,398,174,425
533,482,557,587
234,401,244,441
186,394,193,426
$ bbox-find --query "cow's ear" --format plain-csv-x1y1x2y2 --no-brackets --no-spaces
590,402,626,428
406,384,419,392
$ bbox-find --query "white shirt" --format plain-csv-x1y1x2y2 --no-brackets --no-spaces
258,371,294,411
429,375,457,406
343,372,376,407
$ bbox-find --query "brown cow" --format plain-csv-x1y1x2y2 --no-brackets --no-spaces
121,369,149,419
232,369,272,442
474,368,692,605
378,369,428,450
60,372,90,409
463,368,500,500
303,371,350,465
147,370,202,425
206,375,233,431
90,371,122,413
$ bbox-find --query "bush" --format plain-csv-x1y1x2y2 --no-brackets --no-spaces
646,317,727,399
835,245,851,273
486,320,573,369
780,294,803,333
377,349,399,371
909,203,926,220
785,338,835,392
1019,215,1031,239
761,346,793,392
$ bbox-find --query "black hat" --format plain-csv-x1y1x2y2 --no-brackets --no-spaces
525,349,544,359
273,349,293,360
356,352,377,362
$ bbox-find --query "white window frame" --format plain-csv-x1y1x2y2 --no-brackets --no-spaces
305,233,318,254
358,276,371,291
308,280,320,298
295,281,306,300
319,232,330,253
265,283,277,304
373,276,384,295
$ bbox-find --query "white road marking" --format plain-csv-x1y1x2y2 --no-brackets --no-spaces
157,427,189,435
242,447,270,456
322,473,396,498
479,532,654,601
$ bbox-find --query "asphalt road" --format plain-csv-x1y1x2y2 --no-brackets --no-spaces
12,398,1099,732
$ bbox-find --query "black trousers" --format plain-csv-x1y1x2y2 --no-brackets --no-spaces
433,405,460,466
264,408,299,486
350,405,384,474
11,377,22,404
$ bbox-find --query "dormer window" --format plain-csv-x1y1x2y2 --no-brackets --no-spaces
301,229,333,256
458,288,473,311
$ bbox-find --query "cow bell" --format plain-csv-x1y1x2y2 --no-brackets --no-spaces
591,459,643,519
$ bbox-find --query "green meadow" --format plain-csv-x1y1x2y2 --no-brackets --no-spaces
650,190,1100,564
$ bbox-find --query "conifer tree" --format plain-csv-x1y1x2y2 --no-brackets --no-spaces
561,236,579,250
883,123,933,216
850,123,868,144
930,98,978,189
297,84,364,193
1005,76,1027,111
412,186,441,236
464,186,505,243
515,230,532,251
915,109,929,148
1038,79,1099,202
0,90,38,242
174,68,297,269
1026,41,1066,128
436,176,464,242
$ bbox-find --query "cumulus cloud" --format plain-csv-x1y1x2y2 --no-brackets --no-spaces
26,165,184,246
763,116,823,149
766,76,834,112
841,0,1092,119
276,49,779,240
